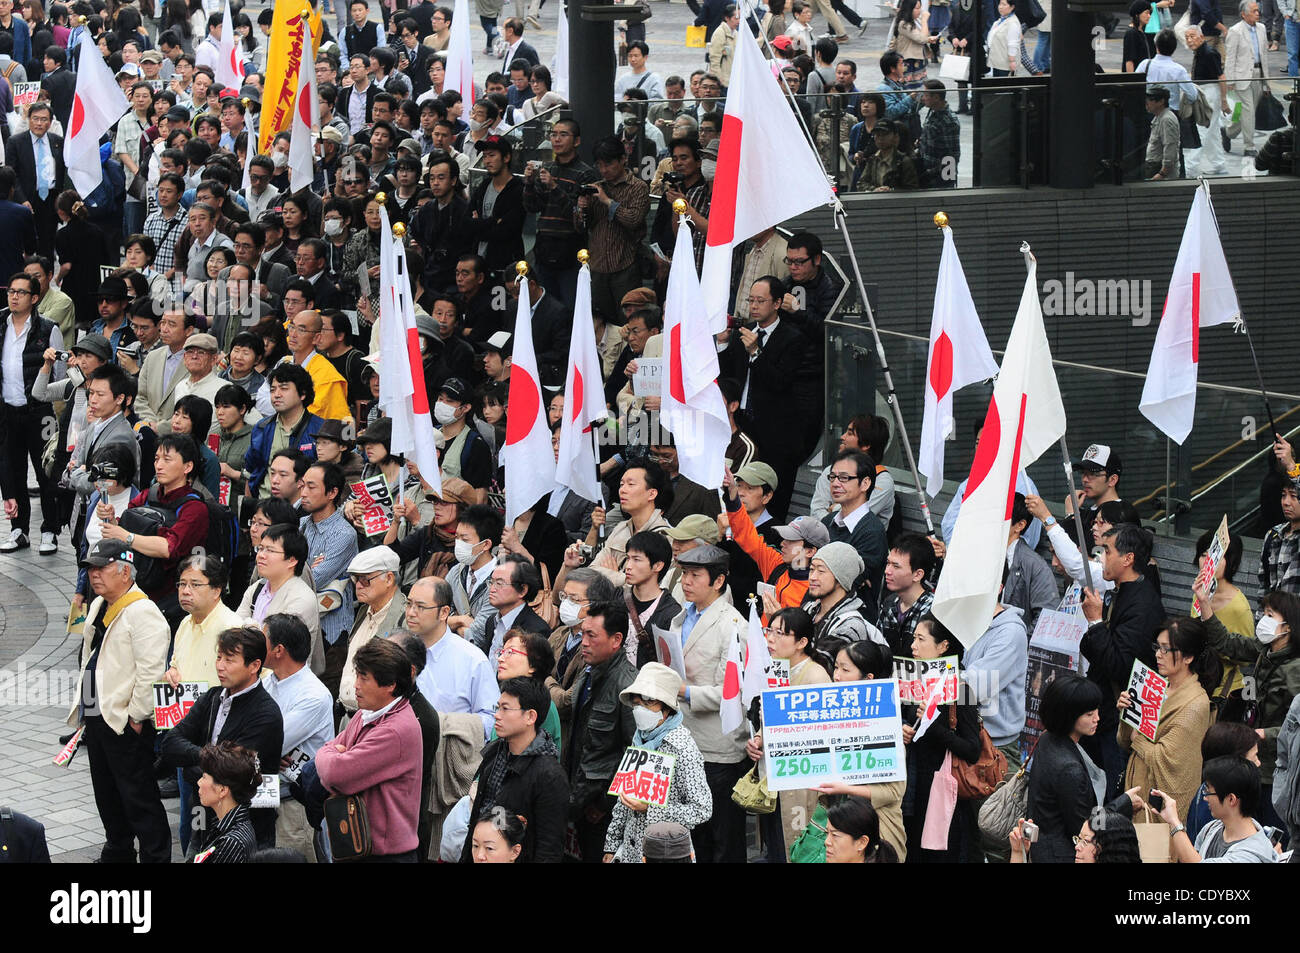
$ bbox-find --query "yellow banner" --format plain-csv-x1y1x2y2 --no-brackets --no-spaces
259,2,323,153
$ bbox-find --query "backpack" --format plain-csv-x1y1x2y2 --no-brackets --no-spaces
118,484,239,593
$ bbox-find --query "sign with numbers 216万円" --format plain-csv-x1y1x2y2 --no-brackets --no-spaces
761,679,906,791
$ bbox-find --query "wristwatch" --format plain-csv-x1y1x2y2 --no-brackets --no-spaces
126,532,135,547
1169,823,1186,838
1042,516,1057,528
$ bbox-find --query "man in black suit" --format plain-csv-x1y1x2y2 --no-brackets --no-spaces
0,806,50,862
160,625,285,850
499,18,539,71
719,275,808,521
9,102,64,259
509,273,571,387
294,238,340,310
467,554,552,662
336,53,380,136
39,46,74,130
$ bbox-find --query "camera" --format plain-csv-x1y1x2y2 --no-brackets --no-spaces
579,184,600,196
1147,790,1164,812
1021,821,1039,843
117,341,142,362
662,172,685,189
87,461,122,484
54,349,72,362
576,543,595,565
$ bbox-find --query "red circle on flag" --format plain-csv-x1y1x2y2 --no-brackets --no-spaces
723,660,741,700
657,637,671,663
929,331,953,400
504,365,540,445
69,94,85,138
569,368,584,422
963,398,1000,500
298,85,313,125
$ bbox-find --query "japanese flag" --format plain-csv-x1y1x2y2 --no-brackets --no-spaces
720,626,746,736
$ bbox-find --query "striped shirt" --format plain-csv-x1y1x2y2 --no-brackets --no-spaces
193,804,257,863
579,171,650,274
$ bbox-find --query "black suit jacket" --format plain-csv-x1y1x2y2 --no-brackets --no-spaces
719,320,808,463
472,603,552,656
468,176,525,274
41,66,75,129
503,39,540,71
526,289,571,387
306,270,341,310
10,130,65,206
336,82,379,130
0,807,50,862
160,682,285,847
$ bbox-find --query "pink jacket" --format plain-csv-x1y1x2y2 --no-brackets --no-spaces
316,697,422,857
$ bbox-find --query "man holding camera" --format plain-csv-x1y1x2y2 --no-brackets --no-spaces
0,270,63,554
648,136,712,295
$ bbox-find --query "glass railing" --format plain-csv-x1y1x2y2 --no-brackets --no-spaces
822,318,1300,546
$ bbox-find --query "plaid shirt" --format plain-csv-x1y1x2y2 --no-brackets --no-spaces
919,107,961,187
142,207,187,273
1260,520,1300,595
877,588,934,658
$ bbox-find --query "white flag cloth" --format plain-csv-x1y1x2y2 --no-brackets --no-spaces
1138,182,1241,445
918,226,999,498
932,253,1066,648
445,0,475,106
376,206,442,496
555,264,607,503
552,0,569,99
653,624,686,681
719,623,746,735
699,21,835,334
287,14,318,195
740,598,775,708
216,0,245,90
65,39,128,197
502,277,557,522
661,218,731,489
912,673,949,742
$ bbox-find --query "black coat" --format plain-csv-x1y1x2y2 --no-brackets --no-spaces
460,732,569,862
412,194,475,293
501,39,540,70
1079,575,1163,737
719,320,808,466
160,682,285,847
409,689,441,861
469,176,526,275
471,603,553,656
521,508,569,584
903,701,981,860
525,288,572,387
40,66,75,129
1026,731,1135,863
563,651,637,813
0,807,50,862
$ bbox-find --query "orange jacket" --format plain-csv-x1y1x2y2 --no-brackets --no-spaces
726,497,809,610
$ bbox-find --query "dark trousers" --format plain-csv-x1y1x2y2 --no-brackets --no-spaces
31,194,57,260
0,402,60,536
574,804,613,863
320,634,350,707
84,715,172,863
531,258,578,312
693,758,750,863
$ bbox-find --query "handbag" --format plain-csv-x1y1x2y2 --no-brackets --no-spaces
731,765,777,814
940,53,971,81
685,24,706,48
1022,0,1046,29
977,738,1037,843
323,793,372,861
1190,89,1213,127
788,803,829,863
530,563,558,629
1256,88,1286,131
949,707,1009,800
922,750,958,849
1134,805,1172,863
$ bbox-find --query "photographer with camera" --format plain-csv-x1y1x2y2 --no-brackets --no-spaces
648,136,712,297
71,442,139,612
0,270,64,555
65,365,142,505
578,136,650,322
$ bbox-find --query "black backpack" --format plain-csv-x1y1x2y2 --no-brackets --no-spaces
118,484,240,592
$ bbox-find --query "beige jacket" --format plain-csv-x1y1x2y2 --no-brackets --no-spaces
1225,19,1269,88
66,586,170,734
338,591,408,712
134,342,187,431
708,21,737,87
675,595,750,762
892,19,931,61
237,574,324,675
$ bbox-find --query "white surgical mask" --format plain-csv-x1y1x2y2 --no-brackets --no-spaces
454,538,478,565
633,706,664,732
558,598,581,627
323,218,344,237
469,118,487,133
434,400,459,425
272,151,288,168
1256,615,1283,644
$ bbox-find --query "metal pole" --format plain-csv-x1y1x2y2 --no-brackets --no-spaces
1058,436,1095,592
1165,438,1172,534
832,204,935,536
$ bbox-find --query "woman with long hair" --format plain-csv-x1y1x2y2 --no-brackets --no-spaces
280,193,318,258
891,0,936,86
53,190,109,322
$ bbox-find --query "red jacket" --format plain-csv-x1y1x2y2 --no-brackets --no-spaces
316,696,423,857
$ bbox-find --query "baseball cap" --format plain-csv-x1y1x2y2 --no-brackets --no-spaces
773,516,831,548
140,50,163,65
483,331,513,356
771,34,793,52
84,539,134,567
1072,444,1122,476
665,514,721,543
116,62,142,79
184,333,219,351
735,462,778,491
440,377,471,403
320,126,344,144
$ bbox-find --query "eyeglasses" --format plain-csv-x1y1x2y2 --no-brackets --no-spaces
250,516,273,528
177,580,215,590
1150,642,1176,656
6,288,30,296
499,647,528,661
407,601,443,613
260,547,285,557
233,241,256,249
827,471,861,483
762,626,788,637
783,255,811,266
487,578,514,589
496,703,522,713
350,571,384,586
1072,833,1097,847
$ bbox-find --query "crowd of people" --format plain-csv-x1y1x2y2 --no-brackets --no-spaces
0,0,1296,867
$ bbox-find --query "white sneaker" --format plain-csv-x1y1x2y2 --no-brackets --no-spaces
0,529,29,552
38,532,57,555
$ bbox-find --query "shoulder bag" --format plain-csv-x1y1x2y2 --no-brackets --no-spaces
949,706,1008,800
323,794,372,861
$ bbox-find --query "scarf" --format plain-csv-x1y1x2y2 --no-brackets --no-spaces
633,709,684,752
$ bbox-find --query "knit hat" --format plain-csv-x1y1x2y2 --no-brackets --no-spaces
643,821,694,861
812,541,863,593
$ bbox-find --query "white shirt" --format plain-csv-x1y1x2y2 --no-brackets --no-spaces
3,314,61,406
264,664,336,793
347,80,370,134
85,487,132,551
833,498,869,534
414,632,500,740
359,694,401,725
470,557,497,596
211,679,261,743
486,602,526,669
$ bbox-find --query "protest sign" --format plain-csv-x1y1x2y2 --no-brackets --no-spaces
250,774,281,808
218,476,232,507
12,82,40,108
1121,660,1168,742
153,681,208,730
281,747,311,784
1191,515,1229,618
653,624,685,680
349,475,394,536
893,655,959,705
632,358,661,397
608,746,677,807
767,657,790,689
1018,609,1087,760
761,679,906,791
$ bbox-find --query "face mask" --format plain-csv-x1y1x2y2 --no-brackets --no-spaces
1256,615,1283,644
469,119,487,133
633,706,664,733
272,151,288,168
558,598,581,628
323,218,344,237
454,538,479,566
434,400,459,425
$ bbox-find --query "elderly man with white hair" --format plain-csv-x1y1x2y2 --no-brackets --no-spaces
1224,0,1271,156
66,538,173,863
1185,25,1231,175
